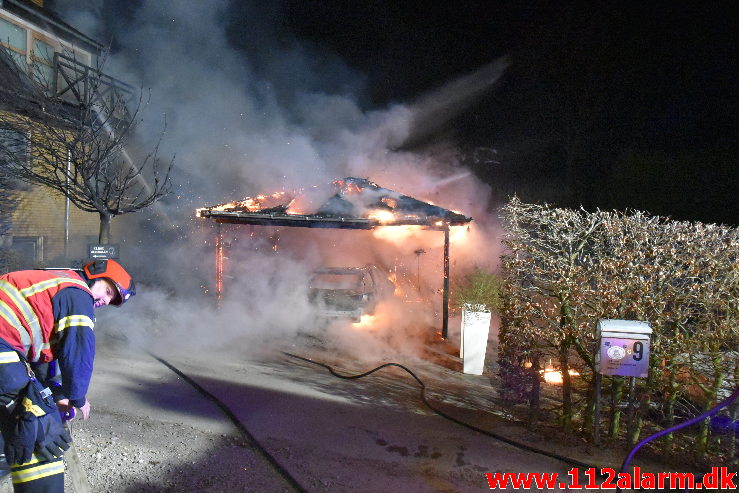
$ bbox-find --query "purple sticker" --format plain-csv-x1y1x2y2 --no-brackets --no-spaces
599,337,650,377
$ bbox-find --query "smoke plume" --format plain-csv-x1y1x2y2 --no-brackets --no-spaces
53,0,505,360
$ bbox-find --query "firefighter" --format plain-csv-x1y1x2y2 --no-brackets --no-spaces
0,259,135,492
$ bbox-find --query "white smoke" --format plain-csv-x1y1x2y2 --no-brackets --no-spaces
53,0,505,359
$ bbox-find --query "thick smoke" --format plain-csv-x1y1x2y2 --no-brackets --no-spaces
55,0,505,360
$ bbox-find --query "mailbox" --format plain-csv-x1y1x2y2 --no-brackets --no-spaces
595,319,652,378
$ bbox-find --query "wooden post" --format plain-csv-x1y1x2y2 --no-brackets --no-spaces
215,222,224,307
626,376,637,446
442,226,450,339
594,372,602,444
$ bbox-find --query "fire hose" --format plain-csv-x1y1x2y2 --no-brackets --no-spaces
616,386,739,493
148,348,595,489
283,352,739,490
146,351,307,493
101,331,307,493
61,415,92,493
282,351,598,470
144,346,735,491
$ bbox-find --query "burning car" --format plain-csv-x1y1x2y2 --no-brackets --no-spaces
308,264,395,323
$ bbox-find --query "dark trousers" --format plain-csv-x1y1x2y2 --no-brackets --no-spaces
0,339,64,493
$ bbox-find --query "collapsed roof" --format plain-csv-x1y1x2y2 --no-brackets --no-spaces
196,177,472,230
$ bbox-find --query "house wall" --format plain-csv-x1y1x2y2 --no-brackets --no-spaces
8,184,119,266
1,0,118,269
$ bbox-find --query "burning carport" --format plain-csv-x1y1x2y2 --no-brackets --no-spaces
196,177,472,338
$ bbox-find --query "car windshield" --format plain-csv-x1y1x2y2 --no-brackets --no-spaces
309,272,364,290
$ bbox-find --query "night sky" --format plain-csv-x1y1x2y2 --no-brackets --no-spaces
285,2,737,224
50,1,738,225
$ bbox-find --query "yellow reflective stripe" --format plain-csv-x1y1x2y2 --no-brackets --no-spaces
11,455,42,466
55,314,94,333
0,351,21,363
10,457,64,483
0,280,44,362
18,276,89,298
0,298,32,353
21,397,46,417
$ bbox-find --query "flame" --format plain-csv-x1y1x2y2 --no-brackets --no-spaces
540,368,580,384
286,198,305,214
368,210,396,223
388,272,404,296
201,191,293,213
380,197,398,208
341,181,363,195
372,223,470,246
449,225,469,243
353,313,378,329
215,233,224,303
372,225,418,242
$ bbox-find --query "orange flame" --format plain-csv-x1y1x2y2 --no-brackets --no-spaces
215,234,224,303
353,313,378,329
540,368,580,384
202,191,293,213
368,210,395,223
449,225,470,243
372,225,418,242
388,272,404,296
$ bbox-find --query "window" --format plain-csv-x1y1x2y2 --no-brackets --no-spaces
0,16,27,67
0,16,72,92
11,236,43,265
1,13,100,103
0,16,26,52
33,38,53,63
32,37,54,86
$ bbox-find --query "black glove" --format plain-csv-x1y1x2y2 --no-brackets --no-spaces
2,379,71,464
34,413,71,461
2,414,37,465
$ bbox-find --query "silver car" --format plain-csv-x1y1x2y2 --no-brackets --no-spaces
308,264,395,323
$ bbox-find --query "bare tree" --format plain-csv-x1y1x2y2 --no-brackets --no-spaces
0,44,173,243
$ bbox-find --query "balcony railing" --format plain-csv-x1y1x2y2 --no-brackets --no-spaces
52,52,135,121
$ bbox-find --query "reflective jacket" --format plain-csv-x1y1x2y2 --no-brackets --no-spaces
0,270,95,406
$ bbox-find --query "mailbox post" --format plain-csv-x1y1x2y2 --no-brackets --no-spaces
593,319,652,444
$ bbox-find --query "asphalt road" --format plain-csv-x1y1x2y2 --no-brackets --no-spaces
0,328,670,492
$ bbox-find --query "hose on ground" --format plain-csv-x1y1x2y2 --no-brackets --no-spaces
617,386,739,493
283,351,598,471
148,351,307,493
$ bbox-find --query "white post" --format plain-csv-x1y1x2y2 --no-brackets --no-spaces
64,148,71,259
461,304,492,375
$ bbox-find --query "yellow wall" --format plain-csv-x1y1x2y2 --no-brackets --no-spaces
10,184,119,264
